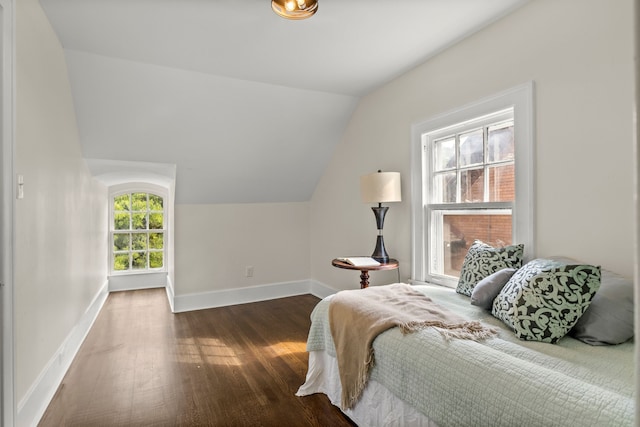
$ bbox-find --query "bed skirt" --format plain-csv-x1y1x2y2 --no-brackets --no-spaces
296,350,439,427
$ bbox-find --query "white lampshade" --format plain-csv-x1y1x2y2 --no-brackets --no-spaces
360,171,402,204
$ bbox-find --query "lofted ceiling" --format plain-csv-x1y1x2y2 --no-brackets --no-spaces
39,0,527,204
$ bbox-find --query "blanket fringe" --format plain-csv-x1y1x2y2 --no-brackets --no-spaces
342,347,375,409
399,320,497,341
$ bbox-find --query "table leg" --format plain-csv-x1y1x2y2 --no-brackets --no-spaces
360,270,370,289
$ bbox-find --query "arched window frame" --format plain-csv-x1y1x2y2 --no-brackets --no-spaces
108,183,169,275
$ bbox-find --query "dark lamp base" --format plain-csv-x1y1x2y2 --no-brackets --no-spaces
372,235,389,263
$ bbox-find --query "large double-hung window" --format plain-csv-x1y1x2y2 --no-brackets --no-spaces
411,84,534,287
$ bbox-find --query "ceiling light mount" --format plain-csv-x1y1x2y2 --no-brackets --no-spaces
272,0,318,20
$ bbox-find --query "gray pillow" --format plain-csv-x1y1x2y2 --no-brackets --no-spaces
492,259,601,343
470,268,517,310
549,256,634,345
570,269,634,345
456,241,524,297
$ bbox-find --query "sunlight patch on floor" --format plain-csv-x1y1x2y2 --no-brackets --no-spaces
264,340,307,357
175,337,244,366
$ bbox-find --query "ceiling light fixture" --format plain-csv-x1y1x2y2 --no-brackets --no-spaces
272,0,318,20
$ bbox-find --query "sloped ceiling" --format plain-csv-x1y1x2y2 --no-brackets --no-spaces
39,0,527,203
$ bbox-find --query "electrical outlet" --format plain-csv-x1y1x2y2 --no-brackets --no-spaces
245,266,254,278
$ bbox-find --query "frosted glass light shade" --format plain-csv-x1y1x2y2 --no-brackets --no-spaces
272,0,318,20
360,172,402,204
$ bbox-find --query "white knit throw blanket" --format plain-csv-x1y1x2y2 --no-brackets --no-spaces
328,283,497,409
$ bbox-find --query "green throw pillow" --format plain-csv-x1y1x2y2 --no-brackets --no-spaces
491,259,601,343
456,241,524,297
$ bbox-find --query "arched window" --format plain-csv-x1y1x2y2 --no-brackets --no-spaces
111,192,165,273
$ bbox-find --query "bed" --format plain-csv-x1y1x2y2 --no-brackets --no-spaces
296,282,634,426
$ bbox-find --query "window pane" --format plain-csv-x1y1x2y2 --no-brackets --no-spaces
460,168,484,203
149,252,163,269
149,232,163,250
131,193,147,211
132,233,147,250
149,213,163,229
149,194,163,211
488,164,515,202
113,253,129,271
132,252,147,269
439,212,513,277
132,213,147,230
434,137,455,171
114,213,130,230
488,123,514,163
433,172,456,203
459,129,483,167
114,194,130,211
113,233,130,251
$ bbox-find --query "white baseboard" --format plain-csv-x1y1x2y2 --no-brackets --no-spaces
309,280,337,299
17,280,109,427
172,279,338,313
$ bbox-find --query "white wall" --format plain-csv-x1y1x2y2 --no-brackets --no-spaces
174,202,309,295
310,0,635,291
15,0,107,410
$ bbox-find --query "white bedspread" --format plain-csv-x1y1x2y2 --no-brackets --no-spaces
297,284,634,427
297,350,438,426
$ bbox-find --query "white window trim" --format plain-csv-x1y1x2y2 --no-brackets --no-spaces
108,182,169,275
411,82,535,286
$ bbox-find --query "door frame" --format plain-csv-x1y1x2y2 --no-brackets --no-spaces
634,1,640,424
0,0,15,425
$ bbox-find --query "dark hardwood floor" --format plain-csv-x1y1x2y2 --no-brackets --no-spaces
39,289,356,426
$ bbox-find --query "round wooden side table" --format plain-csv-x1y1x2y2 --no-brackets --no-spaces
331,258,399,289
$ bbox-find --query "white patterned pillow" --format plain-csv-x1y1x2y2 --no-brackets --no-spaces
455,241,524,297
492,259,601,343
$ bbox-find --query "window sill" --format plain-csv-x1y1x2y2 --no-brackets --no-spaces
108,271,168,292
109,269,167,277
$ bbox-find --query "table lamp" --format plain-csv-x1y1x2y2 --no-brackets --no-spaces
360,170,402,262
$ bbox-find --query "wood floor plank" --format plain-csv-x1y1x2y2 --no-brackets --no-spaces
38,289,356,426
